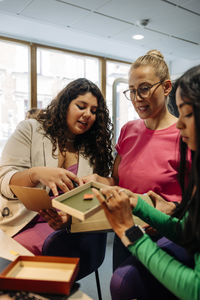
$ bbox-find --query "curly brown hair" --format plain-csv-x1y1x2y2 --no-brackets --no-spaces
37,78,113,176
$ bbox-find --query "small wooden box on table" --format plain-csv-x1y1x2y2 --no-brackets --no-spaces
0,256,79,296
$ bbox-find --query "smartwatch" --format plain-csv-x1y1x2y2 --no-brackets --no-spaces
121,225,145,247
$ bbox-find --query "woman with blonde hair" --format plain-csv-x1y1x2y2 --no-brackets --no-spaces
82,50,187,269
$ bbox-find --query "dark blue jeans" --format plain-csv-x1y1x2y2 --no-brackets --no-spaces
110,237,194,300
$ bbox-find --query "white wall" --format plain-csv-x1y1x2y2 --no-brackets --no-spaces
171,58,200,80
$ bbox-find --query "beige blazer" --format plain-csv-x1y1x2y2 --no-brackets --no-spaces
0,119,94,236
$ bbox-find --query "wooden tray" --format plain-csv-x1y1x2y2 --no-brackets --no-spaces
0,256,79,295
52,181,108,221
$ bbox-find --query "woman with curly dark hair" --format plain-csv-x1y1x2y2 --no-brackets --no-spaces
38,77,113,179
0,78,113,279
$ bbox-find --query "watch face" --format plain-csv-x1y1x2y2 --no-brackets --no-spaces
125,225,144,243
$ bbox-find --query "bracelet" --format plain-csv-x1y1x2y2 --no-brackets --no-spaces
28,169,35,185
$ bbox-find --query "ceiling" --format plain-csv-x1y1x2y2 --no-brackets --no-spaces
0,0,200,64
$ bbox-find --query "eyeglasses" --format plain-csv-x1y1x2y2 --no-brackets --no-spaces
123,80,163,101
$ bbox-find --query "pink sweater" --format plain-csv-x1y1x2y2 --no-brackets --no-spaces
116,119,182,202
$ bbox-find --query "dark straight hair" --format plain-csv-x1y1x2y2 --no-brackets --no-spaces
174,65,200,254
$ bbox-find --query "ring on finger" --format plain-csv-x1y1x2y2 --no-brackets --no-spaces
119,189,125,193
106,193,114,202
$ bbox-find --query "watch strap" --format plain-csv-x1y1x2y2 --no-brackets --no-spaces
121,225,145,247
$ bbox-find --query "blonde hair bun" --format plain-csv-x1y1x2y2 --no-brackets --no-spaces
146,49,164,60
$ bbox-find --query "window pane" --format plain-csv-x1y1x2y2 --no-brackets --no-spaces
37,48,100,108
113,81,139,143
106,61,137,144
0,40,30,155
106,61,130,117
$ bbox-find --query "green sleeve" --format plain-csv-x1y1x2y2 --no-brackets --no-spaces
128,235,200,300
134,196,184,242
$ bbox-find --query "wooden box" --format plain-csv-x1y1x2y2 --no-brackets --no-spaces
71,193,153,232
10,183,153,226
52,181,108,221
0,256,79,295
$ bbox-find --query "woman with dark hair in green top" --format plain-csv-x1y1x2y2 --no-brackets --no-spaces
93,64,200,300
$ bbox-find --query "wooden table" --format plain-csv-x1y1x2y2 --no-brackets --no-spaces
0,229,33,260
